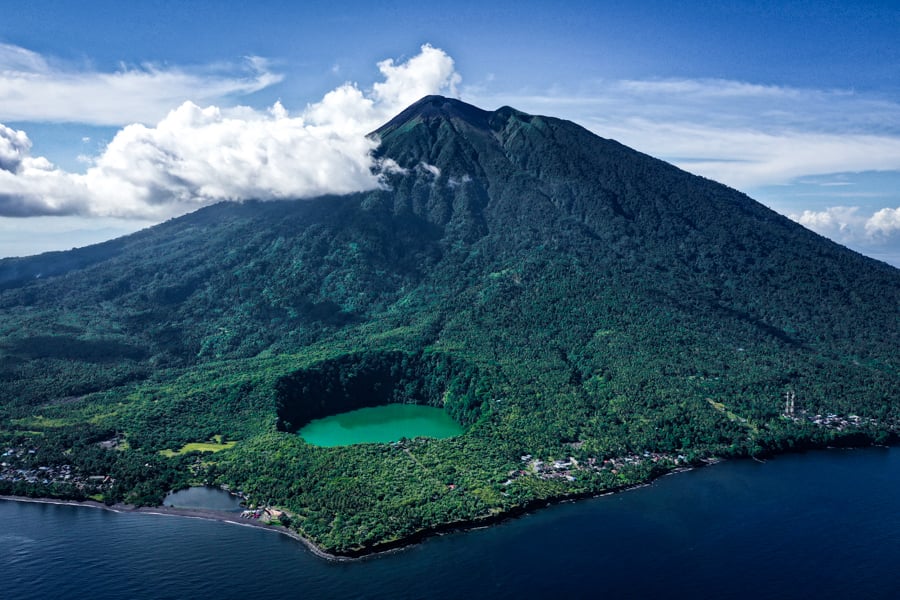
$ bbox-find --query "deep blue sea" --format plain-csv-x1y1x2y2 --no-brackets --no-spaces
2,447,899,599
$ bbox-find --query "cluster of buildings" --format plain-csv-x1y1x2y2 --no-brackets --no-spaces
505,451,688,486
802,412,873,431
0,446,112,493
587,451,687,474
239,506,285,523
783,392,891,433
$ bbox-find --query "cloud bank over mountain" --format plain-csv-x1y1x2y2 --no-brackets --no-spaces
0,44,459,219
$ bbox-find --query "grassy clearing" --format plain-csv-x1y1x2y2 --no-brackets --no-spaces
10,415,73,429
707,399,759,433
159,438,237,457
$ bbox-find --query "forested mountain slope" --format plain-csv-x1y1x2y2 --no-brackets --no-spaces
1,96,898,554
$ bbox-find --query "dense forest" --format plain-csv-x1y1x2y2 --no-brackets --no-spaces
1,96,898,555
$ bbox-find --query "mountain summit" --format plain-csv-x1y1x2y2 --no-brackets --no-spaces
1,96,898,555
375,94,496,134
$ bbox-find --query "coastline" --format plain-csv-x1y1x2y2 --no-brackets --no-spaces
315,437,892,558
0,471,680,562
326,461,711,559
2,447,885,562
0,494,340,561
4,446,898,599
0,460,714,562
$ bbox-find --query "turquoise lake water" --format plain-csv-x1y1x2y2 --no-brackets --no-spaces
298,403,464,446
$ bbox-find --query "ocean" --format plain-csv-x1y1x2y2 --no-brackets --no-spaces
2,447,898,599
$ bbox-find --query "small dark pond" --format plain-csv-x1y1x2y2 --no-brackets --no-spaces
162,486,243,512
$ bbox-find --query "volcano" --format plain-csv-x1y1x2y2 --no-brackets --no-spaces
1,95,898,555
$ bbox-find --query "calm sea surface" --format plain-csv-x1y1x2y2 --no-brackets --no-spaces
2,447,899,599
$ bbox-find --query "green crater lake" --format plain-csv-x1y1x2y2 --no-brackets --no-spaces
299,404,464,446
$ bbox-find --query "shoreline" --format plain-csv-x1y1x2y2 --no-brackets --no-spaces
0,494,341,561
326,461,713,559
0,471,683,562
0,461,714,562
0,444,887,561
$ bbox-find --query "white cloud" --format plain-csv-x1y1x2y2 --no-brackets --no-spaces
793,206,865,239
0,44,49,72
448,174,471,188
598,121,900,190
0,43,282,126
372,45,461,111
418,163,441,178
0,44,461,219
614,78,806,100
303,43,459,135
866,207,900,237
0,123,31,172
791,205,900,259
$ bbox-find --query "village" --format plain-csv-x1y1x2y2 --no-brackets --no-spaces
781,391,886,432
1,445,114,494
804,412,873,431
504,450,690,487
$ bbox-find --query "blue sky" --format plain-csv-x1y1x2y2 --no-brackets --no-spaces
1,0,899,265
